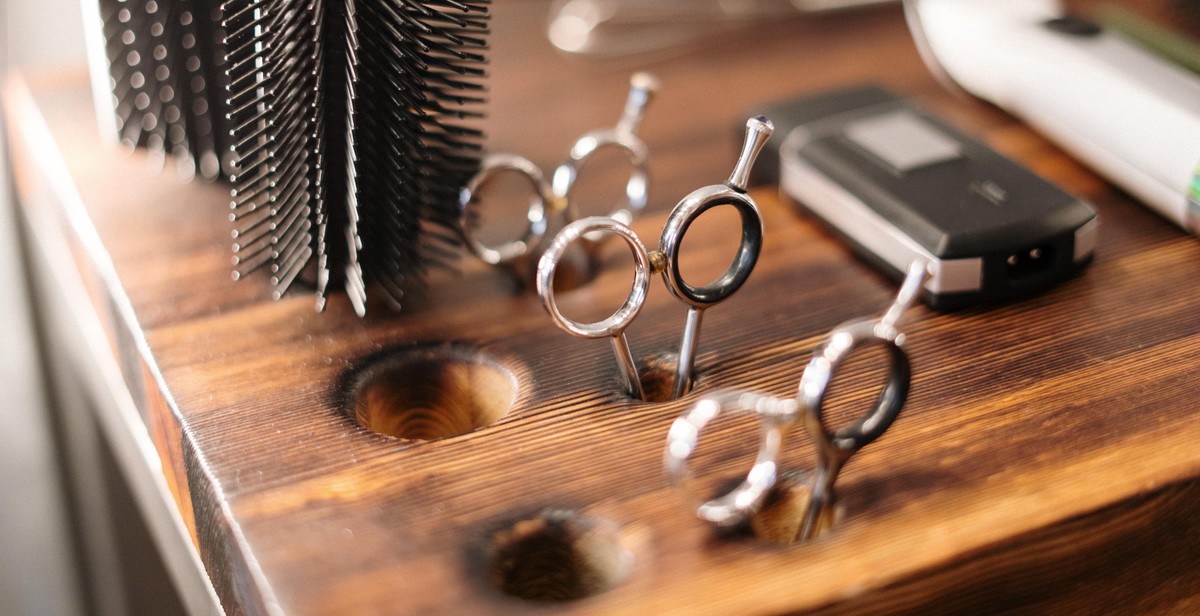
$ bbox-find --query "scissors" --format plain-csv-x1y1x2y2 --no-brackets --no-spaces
663,260,930,540
457,72,660,272
536,117,774,401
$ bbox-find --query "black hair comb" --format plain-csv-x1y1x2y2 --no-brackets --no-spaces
89,0,490,314
89,0,233,180
225,0,490,314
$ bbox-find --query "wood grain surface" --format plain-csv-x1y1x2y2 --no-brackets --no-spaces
8,1,1200,614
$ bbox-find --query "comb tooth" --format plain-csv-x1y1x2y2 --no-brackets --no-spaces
230,205,274,245
272,204,314,259
232,232,275,266
159,0,202,177
215,0,488,311
225,84,275,120
97,0,233,171
269,210,312,272
220,1,262,34
198,2,239,178
307,0,350,308
376,272,407,313
229,159,271,197
345,0,489,310
223,9,272,46
340,0,367,308
222,0,323,290
271,188,313,255
99,1,137,139
338,212,368,312
271,217,313,280
272,244,313,299
232,224,276,274
230,181,272,217
224,0,280,279
121,2,156,147
231,206,275,244
142,0,185,170
344,259,368,316
281,0,327,296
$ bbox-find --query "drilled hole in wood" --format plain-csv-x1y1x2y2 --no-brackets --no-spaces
748,471,842,545
349,347,517,441
636,354,689,402
489,510,634,602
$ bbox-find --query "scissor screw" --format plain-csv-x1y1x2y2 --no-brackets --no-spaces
648,250,667,274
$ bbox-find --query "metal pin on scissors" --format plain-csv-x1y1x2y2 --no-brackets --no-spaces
457,73,659,273
664,260,931,538
537,117,774,400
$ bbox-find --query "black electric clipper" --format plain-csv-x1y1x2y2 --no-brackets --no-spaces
761,85,1098,309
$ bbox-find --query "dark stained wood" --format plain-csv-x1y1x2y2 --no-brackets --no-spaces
8,1,1200,614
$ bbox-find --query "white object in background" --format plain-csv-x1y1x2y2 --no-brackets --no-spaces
548,0,897,59
904,0,1200,233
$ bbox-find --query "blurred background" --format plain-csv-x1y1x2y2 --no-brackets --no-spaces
1,0,88,614
4,1,1197,614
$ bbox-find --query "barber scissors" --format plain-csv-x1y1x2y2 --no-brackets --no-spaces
457,72,660,271
664,260,930,540
536,117,774,401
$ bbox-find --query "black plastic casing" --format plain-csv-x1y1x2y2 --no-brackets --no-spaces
755,84,1098,309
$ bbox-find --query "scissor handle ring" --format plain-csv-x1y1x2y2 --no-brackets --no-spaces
664,390,799,526
658,185,764,309
552,130,650,227
458,153,555,266
536,216,652,339
798,318,911,455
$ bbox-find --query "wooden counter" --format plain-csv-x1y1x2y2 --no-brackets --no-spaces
8,1,1200,613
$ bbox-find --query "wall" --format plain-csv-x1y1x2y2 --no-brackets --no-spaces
1,0,87,613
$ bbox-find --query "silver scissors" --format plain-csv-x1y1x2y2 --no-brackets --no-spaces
536,117,774,401
457,72,660,272
664,260,930,540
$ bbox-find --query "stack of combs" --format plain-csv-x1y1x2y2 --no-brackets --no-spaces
89,0,492,314
89,0,233,180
